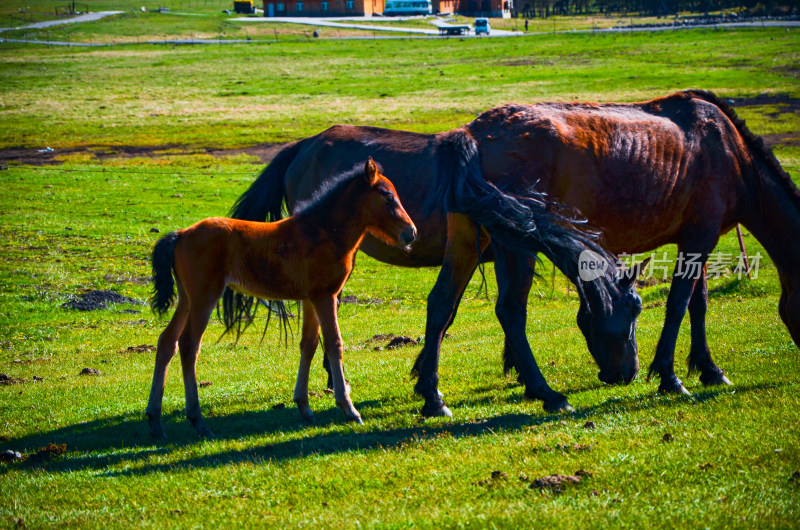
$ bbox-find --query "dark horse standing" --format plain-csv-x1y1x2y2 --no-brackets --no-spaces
231,90,800,416
231,131,645,418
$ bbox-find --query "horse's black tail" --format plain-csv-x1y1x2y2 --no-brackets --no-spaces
150,231,180,317
432,128,617,313
229,140,302,222
215,289,294,345
222,142,301,343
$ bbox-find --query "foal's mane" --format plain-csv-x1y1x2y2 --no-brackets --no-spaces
683,89,800,214
292,163,374,217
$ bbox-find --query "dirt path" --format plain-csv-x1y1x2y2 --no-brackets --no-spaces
0,11,124,33
0,142,290,166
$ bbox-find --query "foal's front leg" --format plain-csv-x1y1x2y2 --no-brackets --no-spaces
312,296,362,423
294,300,320,422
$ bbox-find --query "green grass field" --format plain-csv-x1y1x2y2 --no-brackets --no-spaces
1,17,799,527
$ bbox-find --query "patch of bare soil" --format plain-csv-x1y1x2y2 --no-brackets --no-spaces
0,374,26,385
0,142,289,166
122,344,156,354
341,295,384,305
62,290,142,311
27,443,67,464
529,470,592,492
760,133,800,148
728,93,800,112
386,336,418,349
2,443,68,465
365,333,419,350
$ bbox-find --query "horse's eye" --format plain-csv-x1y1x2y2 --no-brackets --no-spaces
384,194,395,205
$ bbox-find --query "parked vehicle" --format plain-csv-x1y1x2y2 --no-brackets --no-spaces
383,0,433,16
233,0,255,14
474,17,490,35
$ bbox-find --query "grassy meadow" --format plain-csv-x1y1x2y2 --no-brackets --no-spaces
1,17,800,528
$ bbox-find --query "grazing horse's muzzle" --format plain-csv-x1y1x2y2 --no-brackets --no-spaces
598,354,639,385
598,367,638,385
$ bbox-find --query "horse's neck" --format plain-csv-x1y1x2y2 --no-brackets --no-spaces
298,198,368,257
742,159,800,286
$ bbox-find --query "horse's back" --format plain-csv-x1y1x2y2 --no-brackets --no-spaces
285,124,447,267
467,93,748,252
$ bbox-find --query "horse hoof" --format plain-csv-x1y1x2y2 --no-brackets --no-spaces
658,382,690,395
196,425,215,439
348,416,363,425
151,428,167,440
543,397,573,413
421,403,452,418
701,373,732,387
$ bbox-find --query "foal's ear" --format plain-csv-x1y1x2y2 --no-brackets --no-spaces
365,157,379,185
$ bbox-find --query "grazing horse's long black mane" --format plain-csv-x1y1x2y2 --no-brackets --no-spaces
432,128,620,314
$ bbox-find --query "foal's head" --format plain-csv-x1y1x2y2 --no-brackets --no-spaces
359,157,417,248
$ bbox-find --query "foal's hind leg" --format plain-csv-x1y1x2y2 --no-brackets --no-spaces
294,300,320,422
313,296,362,423
146,298,189,439
178,300,217,438
687,273,731,386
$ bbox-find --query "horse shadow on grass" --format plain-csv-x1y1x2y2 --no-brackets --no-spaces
0,381,777,478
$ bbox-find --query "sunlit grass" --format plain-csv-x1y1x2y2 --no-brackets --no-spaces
2,27,798,149
0,19,798,528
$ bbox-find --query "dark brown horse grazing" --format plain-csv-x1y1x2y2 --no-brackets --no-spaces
232,128,646,417
465,90,800,394
146,159,417,438
230,90,800,416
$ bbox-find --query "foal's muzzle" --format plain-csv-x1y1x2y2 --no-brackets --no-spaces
401,227,417,246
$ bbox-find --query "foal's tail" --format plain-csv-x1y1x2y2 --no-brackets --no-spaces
150,231,180,317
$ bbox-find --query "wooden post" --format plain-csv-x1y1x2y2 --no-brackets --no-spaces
736,224,751,278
